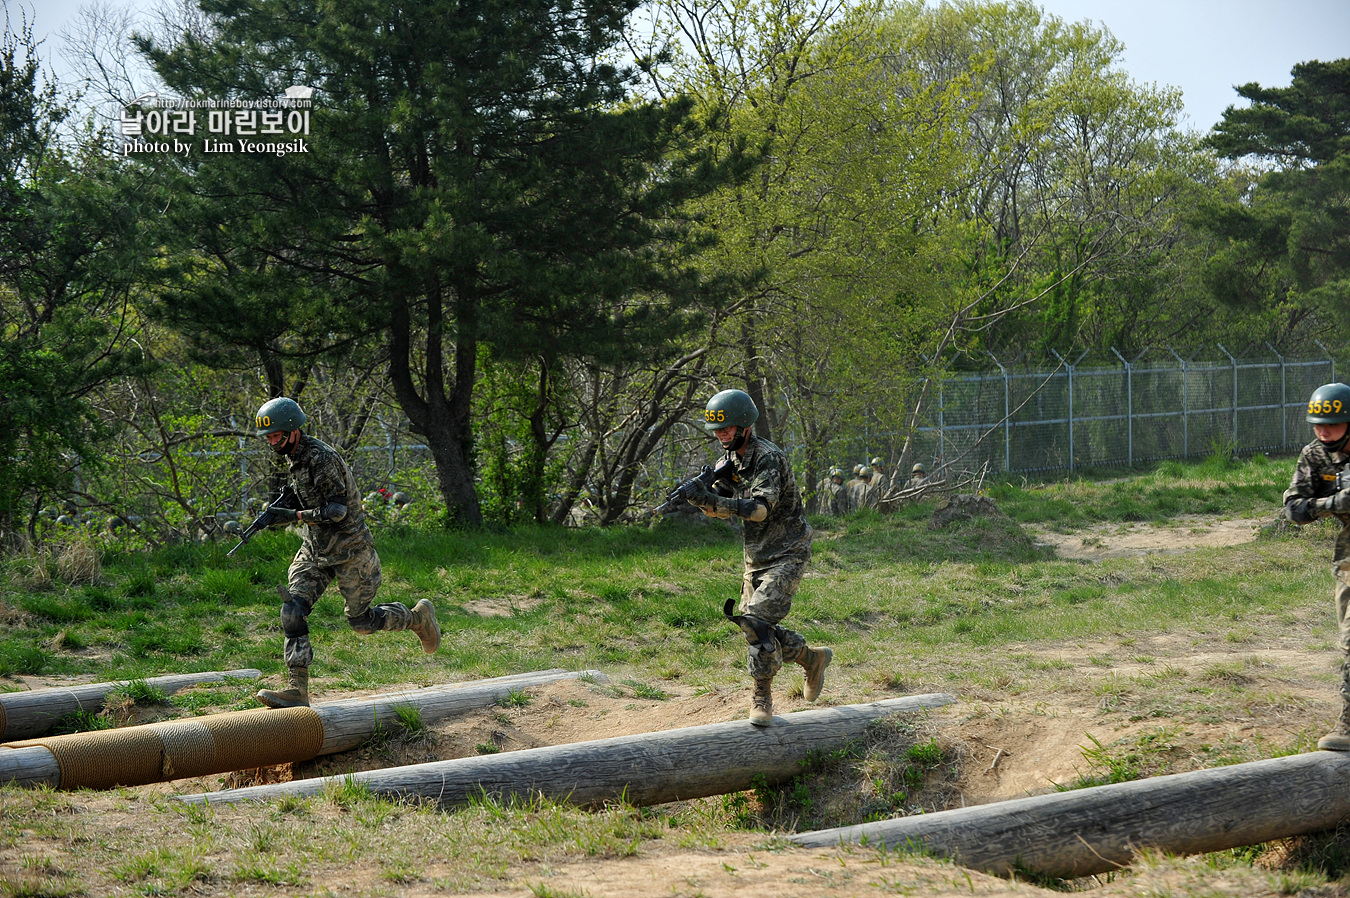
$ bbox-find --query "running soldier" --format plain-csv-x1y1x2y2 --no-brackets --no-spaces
1284,383,1350,750
686,388,832,726
251,397,441,708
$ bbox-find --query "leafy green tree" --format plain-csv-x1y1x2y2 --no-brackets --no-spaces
138,0,748,526
0,20,153,542
643,0,968,486
1199,58,1350,341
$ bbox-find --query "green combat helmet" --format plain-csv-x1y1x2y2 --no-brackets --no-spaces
1306,383,1350,423
255,397,307,436
702,389,759,432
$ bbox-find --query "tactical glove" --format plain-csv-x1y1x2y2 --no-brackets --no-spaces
267,504,300,522
1315,490,1350,515
685,479,718,510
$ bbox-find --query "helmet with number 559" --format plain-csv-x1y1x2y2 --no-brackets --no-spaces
1306,383,1350,424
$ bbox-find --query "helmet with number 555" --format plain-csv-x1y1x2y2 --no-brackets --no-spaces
702,389,759,432
1306,383,1350,424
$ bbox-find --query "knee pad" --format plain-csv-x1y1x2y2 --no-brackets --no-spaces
280,599,309,639
723,599,778,654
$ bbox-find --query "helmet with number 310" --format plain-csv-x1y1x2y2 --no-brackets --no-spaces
1306,383,1350,424
255,397,307,436
702,389,759,432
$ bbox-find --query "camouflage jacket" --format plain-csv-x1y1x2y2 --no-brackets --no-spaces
1284,437,1350,560
286,434,373,559
727,435,812,569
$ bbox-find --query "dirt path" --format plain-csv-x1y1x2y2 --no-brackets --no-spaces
1026,514,1263,560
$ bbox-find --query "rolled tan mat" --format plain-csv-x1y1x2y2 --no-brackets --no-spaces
199,708,325,771
9,727,167,790
152,720,216,779
7,707,325,790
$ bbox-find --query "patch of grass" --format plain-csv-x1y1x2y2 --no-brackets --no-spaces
108,678,169,705
497,689,532,708
622,679,669,700
49,709,116,735
0,642,48,677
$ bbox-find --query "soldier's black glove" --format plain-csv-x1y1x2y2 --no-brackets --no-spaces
267,504,300,522
1315,490,1350,515
685,479,718,510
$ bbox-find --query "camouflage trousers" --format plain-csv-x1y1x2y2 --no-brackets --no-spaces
281,540,410,669
1335,560,1350,700
738,554,809,681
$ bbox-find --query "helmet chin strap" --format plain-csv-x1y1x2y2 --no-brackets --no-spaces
1322,430,1350,454
728,426,749,453
271,430,300,456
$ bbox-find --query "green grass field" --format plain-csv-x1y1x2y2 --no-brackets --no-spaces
4,451,1348,897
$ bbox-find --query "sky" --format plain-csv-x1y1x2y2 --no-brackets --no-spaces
11,0,1350,133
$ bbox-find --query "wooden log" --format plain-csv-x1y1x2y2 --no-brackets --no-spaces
177,694,957,808
0,669,606,790
314,668,608,754
0,669,263,742
789,750,1350,879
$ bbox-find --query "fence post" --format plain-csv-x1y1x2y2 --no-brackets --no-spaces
1110,347,1133,467
1218,343,1238,447
1267,343,1287,451
987,352,1011,473
1050,350,1074,473
1167,347,1188,458
937,378,945,474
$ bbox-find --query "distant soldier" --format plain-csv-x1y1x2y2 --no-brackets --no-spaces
250,397,441,709
869,457,891,494
848,467,878,511
843,466,865,504
685,388,832,726
907,463,929,490
1284,384,1350,751
825,467,849,516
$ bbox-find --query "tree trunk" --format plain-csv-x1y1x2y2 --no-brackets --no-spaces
0,670,261,742
387,285,482,526
176,694,956,808
790,750,1350,879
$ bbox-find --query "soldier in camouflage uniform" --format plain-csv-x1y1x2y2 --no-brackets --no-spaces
686,389,832,726
825,467,848,516
1284,383,1350,750
251,398,441,709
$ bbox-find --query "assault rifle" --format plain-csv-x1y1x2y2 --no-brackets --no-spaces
226,485,301,557
652,457,738,516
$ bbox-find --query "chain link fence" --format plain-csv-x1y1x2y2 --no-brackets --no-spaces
907,345,1338,477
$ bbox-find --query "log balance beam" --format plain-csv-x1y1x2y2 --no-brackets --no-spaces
0,669,263,743
790,749,1350,879
0,669,604,790
176,694,957,809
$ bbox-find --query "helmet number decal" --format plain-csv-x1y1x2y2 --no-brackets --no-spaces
1310,400,1345,415
705,410,726,424
257,415,271,428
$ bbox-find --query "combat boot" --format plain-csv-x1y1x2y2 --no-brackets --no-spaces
1318,700,1350,751
409,599,441,653
749,677,774,727
257,667,309,708
798,646,833,703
